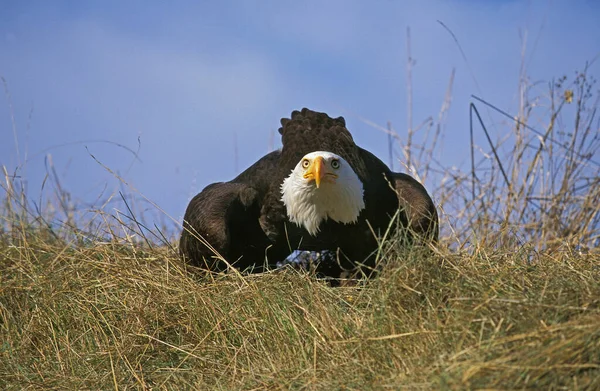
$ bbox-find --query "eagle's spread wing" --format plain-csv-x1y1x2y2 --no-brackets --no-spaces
180,151,285,271
179,182,267,271
390,172,439,243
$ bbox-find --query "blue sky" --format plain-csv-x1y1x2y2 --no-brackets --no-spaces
1,1,599,231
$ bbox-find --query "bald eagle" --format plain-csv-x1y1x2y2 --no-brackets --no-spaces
179,108,438,279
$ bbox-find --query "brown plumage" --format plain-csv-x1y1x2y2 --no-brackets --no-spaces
179,108,438,279
392,172,439,243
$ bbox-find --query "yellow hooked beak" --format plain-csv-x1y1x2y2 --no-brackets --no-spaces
303,156,337,188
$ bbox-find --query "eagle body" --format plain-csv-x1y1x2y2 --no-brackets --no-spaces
257,111,400,267
179,108,438,278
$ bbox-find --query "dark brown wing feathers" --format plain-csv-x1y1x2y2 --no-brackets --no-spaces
277,108,367,180
392,173,439,242
179,152,281,271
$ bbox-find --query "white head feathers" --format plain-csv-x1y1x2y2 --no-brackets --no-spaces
281,151,365,236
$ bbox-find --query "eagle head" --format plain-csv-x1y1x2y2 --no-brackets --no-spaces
281,151,365,236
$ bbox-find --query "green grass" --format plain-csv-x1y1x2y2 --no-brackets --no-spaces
2,236,598,390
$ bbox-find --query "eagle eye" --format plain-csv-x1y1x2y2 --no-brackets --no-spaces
331,159,340,169
301,159,310,169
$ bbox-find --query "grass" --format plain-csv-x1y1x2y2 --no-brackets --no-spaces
2,51,600,388
1,235,599,389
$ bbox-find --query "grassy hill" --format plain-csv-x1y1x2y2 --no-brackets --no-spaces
1,235,599,389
